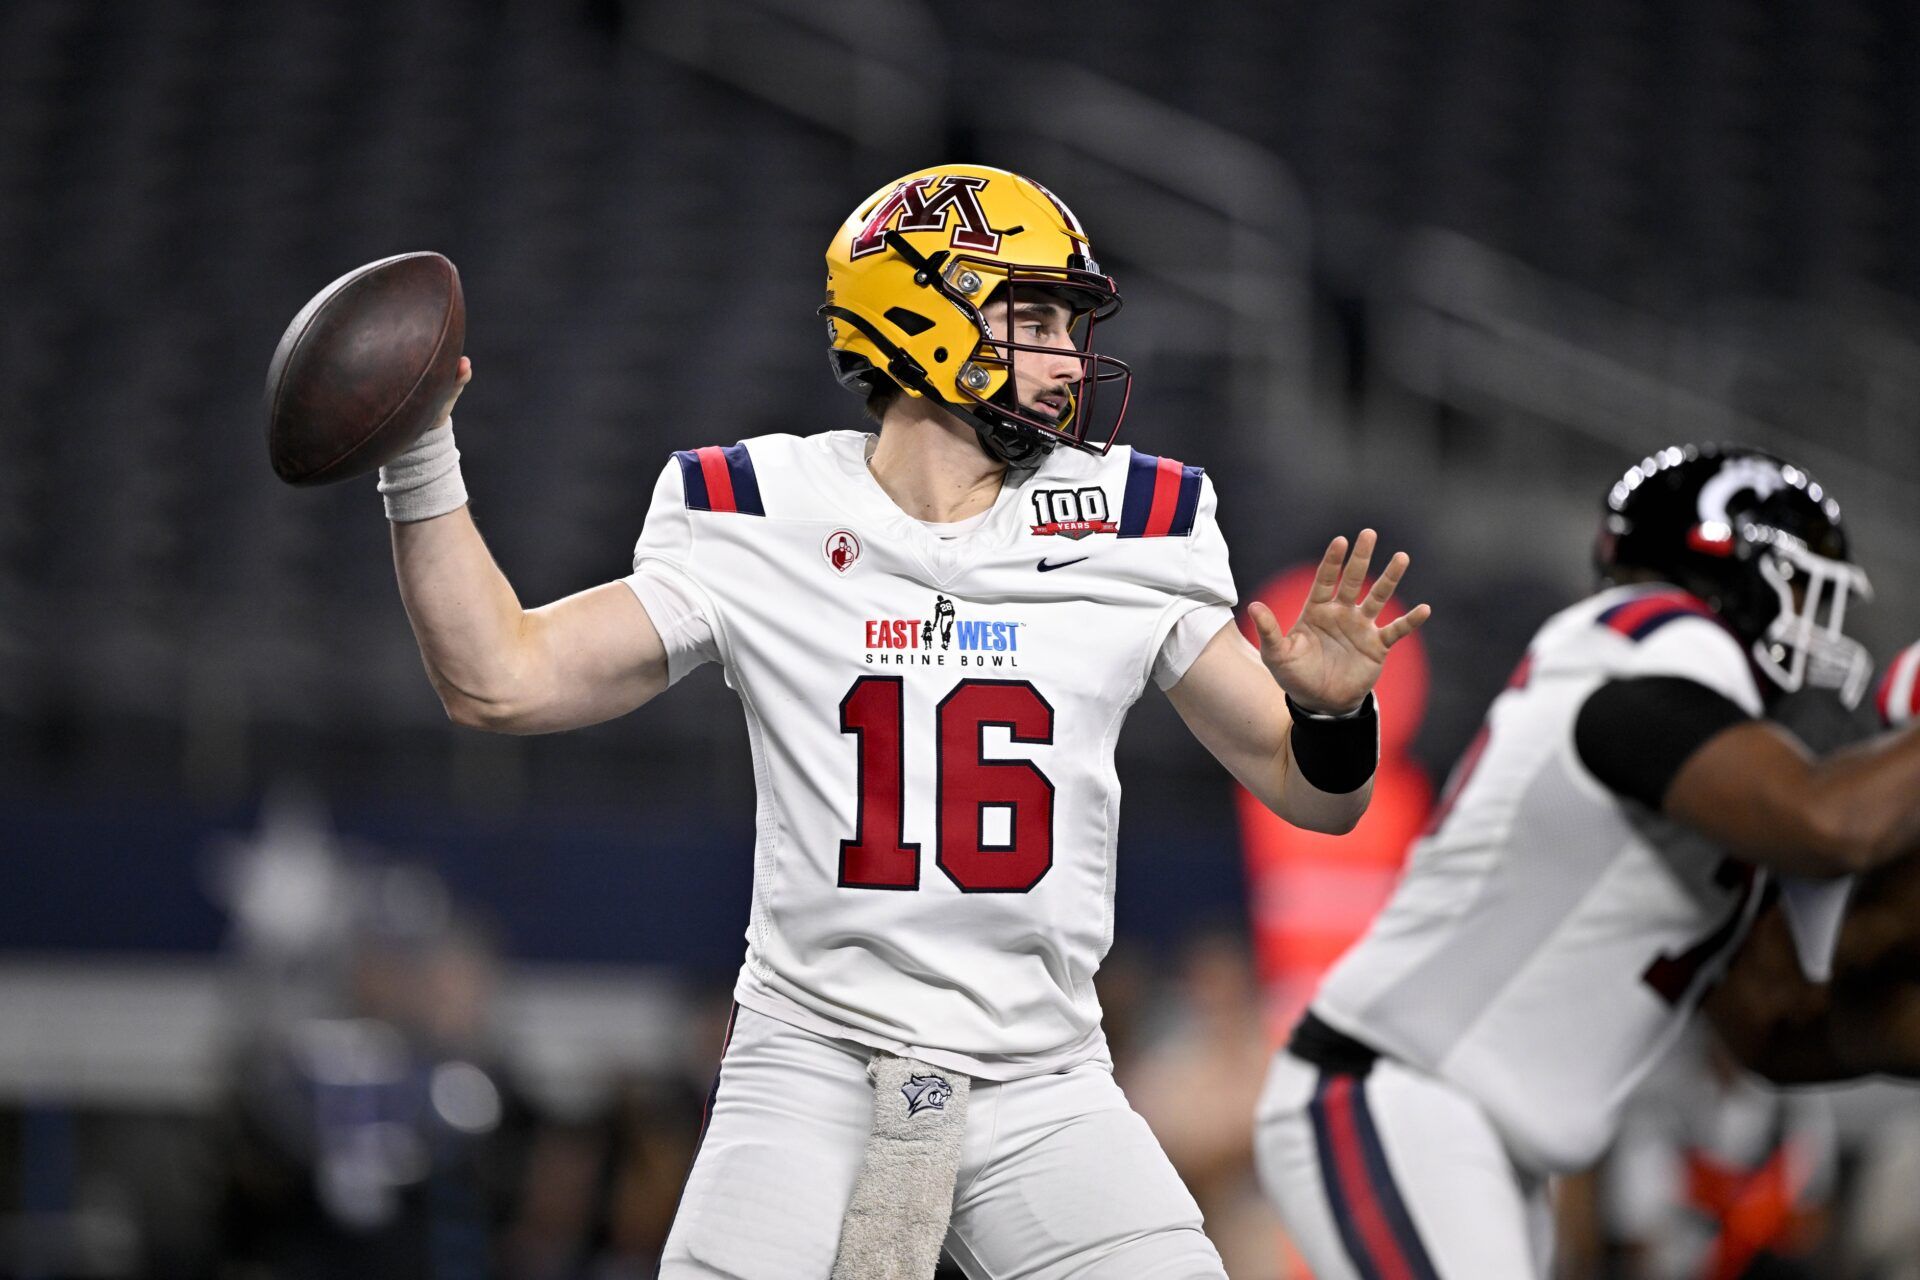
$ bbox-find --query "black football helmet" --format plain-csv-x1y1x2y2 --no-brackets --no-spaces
1595,443,1873,703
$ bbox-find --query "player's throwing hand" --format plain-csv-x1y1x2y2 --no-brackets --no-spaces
1249,529,1429,716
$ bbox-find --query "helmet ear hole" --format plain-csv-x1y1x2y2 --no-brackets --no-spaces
933,347,948,363
884,307,934,336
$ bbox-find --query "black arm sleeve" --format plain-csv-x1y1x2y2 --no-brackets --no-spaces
1573,676,1754,809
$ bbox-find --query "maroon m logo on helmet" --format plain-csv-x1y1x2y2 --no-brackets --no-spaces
850,176,1003,259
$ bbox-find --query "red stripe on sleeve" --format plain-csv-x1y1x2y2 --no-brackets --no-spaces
1322,1077,1417,1280
1143,455,1184,538
1878,644,1920,728
1605,592,1709,637
1602,595,1676,637
697,446,738,514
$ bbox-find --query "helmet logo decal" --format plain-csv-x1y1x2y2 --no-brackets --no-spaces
851,176,1003,259
1695,456,1785,532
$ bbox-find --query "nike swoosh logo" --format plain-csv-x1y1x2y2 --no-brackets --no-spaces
1036,557,1088,572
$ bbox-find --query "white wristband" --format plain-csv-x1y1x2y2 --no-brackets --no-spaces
377,421,468,523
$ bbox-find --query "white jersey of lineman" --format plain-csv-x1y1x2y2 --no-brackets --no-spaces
622,430,1235,1080
1310,582,1769,1174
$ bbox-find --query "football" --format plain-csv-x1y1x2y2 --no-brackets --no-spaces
265,251,465,486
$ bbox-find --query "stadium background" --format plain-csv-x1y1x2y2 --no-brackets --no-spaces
5,0,1920,1275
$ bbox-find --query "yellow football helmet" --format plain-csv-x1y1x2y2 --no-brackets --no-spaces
822,164,1132,464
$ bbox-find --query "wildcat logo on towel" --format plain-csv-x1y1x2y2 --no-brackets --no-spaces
901,1073,954,1117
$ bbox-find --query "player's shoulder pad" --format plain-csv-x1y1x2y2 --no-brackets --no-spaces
1102,444,1208,539
1596,587,1763,714
1593,588,1736,645
667,433,817,517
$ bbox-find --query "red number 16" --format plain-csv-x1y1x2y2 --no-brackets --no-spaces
838,677,1056,893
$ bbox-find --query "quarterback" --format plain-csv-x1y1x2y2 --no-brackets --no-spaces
370,165,1425,1278
1255,444,1920,1279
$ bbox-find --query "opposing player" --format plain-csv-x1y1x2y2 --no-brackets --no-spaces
370,164,1427,1278
1705,638,1920,1086
1254,444,1920,1279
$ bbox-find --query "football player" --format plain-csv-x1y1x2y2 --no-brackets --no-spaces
1704,639,1920,1086
370,165,1427,1278
1254,444,1920,1279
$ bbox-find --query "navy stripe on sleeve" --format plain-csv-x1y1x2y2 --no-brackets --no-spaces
675,449,712,511
720,443,765,516
1597,591,1725,642
1119,450,1161,536
1168,464,1204,537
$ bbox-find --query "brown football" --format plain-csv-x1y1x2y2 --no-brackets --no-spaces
265,251,465,486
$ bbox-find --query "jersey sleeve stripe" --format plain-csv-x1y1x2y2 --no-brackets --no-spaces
1143,455,1184,536
1598,591,1722,642
1118,450,1160,536
697,446,739,513
1119,451,1204,537
674,444,766,515
720,443,765,515
1168,464,1204,537
675,449,712,509
1876,642,1920,728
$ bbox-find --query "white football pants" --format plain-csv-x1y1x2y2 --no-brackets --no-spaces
659,1005,1226,1279
1253,1050,1553,1280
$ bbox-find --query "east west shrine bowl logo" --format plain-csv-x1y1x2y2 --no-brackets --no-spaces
864,594,1023,669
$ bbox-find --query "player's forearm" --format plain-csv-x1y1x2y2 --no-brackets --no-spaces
1274,732,1372,834
1665,721,1920,878
390,508,542,728
1188,691,1372,832
1800,726,1920,875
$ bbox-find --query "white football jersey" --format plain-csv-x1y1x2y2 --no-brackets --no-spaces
622,431,1235,1079
1310,583,1769,1174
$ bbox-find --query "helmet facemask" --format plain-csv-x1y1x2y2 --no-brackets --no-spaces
942,257,1133,460
1750,529,1875,705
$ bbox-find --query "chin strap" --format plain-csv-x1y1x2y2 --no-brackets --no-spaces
973,415,1051,467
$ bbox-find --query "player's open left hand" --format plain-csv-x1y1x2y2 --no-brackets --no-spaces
1251,529,1430,716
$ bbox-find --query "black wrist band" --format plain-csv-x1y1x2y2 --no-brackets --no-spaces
1285,692,1380,794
